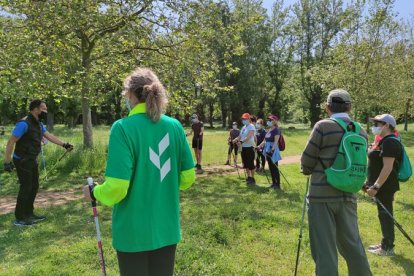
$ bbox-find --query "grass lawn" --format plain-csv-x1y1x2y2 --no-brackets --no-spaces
0,165,414,275
0,123,413,275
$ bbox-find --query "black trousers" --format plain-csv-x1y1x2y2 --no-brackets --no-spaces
227,143,239,155
376,193,395,250
256,151,265,169
13,158,39,220
265,155,280,186
117,244,177,276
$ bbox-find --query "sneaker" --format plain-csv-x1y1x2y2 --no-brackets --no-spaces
29,214,46,223
368,244,382,250
246,177,256,185
13,219,35,227
368,247,394,256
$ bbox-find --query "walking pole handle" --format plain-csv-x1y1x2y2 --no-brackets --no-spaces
87,177,96,207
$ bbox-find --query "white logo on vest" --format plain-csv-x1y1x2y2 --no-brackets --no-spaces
149,133,171,181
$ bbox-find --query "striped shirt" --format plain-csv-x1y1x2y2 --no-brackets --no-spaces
301,114,368,203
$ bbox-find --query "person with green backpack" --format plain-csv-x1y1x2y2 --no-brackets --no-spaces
301,89,372,276
365,114,412,256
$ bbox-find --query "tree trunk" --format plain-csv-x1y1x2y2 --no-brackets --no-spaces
46,111,54,132
209,102,214,128
404,99,411,131
81,90,93,147
309,90,322,127
81,36,94,148
91,106,98,125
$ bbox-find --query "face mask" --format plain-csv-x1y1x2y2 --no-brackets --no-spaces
125,98,132,112
242,120,249,126
39,111,47,123
267,121,273,127
256,123,261,129
232,125,237,130
371,126,383,136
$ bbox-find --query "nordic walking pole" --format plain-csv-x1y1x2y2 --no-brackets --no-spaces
231,151,241,179
265,152,291,187
88,177,107,276
294,177,310,276
40,150,70,183
258,150,271,185
41,145,47,181
375,197,414,247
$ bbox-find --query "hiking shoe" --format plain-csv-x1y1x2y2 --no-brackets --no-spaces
13,219,34,227
246,177,256,185
29,214,46,223
368,247,394,256
368,244,382,250
225,161,230,166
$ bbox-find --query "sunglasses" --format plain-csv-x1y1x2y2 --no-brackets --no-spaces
373,122,385,127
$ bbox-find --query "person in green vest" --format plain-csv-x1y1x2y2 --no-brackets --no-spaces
82,67,195,276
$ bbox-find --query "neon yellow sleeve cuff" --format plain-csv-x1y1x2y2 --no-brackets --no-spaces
180,168,196,190
93,177,130,207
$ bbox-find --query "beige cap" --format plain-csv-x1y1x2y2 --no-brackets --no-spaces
326,89,351,104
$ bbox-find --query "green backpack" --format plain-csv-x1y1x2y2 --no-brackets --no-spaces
324,118,368,193
387,137,412,182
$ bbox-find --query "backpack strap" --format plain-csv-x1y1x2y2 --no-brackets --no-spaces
319,118,359,170
330,118,361,133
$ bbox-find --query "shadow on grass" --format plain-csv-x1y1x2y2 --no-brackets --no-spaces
397,201,414,212
392,255,414,275
0,199,111,267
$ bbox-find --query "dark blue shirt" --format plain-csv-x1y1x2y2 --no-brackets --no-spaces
256,128,266,145
265,128,281,143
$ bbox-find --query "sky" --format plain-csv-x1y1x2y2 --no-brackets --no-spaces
262,0,414,20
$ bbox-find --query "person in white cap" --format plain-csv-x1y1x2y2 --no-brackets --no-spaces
366,114,403,256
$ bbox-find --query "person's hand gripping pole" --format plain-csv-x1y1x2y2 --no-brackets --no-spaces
87,177,107,276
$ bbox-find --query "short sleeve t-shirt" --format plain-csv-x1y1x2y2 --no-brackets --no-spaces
240,124,255,147
192,121,203,140
105,113,194,252
256,128,266,145
367,134,402,195
265,128,281,143
230,129,240,140
12,121,47,138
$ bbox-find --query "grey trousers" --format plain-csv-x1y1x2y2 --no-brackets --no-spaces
308,201,372,276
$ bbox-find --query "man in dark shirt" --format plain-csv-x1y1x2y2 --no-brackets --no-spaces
3,99,73,226
187,114,204,171
225,122,240,165
366,114,403,256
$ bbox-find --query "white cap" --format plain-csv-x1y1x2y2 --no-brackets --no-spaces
370,114,397,128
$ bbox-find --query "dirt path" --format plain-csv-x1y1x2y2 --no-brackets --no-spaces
0,155,301,215
0,189,82,216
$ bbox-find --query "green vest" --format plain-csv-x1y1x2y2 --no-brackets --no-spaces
105,104,194,252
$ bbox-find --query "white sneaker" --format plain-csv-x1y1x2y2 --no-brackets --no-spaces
368,247,394,256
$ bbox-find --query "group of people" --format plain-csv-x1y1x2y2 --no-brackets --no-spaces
301,89,405,276
225,113,282,189
2,69,407,275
